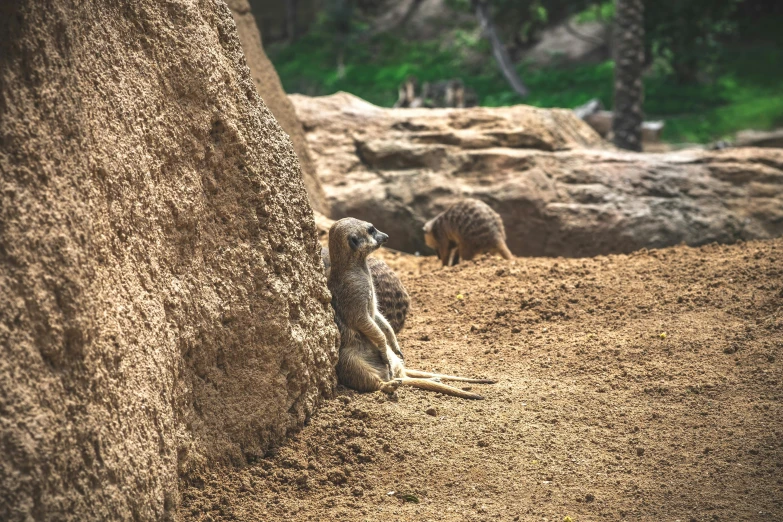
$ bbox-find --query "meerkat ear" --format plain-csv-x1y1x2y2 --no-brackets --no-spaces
349,235,360,250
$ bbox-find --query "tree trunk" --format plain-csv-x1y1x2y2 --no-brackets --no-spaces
357,0,425,42
612,0,644,151
285,0,298,42
473,0,529,98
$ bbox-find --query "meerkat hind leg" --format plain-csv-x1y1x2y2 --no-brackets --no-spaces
395,377,484,400
404,368,496,384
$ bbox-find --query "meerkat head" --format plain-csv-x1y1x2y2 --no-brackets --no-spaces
329,218,388,264
422,217,439,250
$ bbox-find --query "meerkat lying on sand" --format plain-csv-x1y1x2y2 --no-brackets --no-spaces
423,199,513,267
322,246,410,334
327,218,495,399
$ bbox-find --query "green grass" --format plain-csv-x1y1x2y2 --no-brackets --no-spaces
268,32,783,144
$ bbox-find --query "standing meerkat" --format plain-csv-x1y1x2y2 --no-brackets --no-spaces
322,246,410,334
327,218,495,399
423,199,513,267
393,76,425,108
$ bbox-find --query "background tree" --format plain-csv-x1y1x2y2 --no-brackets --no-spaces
263,0,783,143
472,0,529,98
644,0,742,84
285,0,298,42
323,0,356,78
612,0,644,151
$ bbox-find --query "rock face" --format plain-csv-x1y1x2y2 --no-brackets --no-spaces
734,128,783,148
0,1,338,520
227,0,329,214
292,92,783,257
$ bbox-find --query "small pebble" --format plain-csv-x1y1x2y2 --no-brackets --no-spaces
425,406,437,417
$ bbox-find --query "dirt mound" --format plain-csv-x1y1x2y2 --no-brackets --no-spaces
292,93,783,257
227,0,329,214
0,1,337,519
180,238,783,521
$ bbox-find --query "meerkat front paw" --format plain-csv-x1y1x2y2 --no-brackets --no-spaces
379,379,401,395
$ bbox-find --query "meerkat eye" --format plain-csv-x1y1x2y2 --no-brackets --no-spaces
368,226,376,235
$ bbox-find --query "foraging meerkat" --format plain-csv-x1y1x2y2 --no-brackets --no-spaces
423,199,513,267
327,218,495,399
321,246,410,333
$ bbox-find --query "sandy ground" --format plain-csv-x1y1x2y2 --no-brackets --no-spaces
181,239,782,521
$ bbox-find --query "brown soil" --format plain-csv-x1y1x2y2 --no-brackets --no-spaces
180,239,783,521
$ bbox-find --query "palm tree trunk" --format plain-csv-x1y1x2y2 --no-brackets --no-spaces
285,0,298,42
612,0,644,151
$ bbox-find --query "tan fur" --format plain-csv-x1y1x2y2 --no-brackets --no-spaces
394,77,477,109
423,199,513,267
393,76,424,108
321,247,410,333
327,218,496,399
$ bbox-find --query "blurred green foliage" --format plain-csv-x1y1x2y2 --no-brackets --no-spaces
575,2,614,23
268,1,783,143
644,0,744,84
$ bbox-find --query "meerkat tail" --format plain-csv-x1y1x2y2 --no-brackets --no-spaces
497,243,513,260
396,378,485,400
403,369,497,383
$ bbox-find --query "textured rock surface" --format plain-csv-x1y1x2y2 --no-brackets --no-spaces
0,1,338,520
292,93,783,256
734,128,783,148
227,0,329,214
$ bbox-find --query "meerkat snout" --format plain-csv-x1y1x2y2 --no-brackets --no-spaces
344,222,388,254
422,220,438,250
375,228,388,244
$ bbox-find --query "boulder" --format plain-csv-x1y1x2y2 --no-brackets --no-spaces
734,128,783,149
291,93,783,257
574,98,664,143
522,20,610,66
0,1,338,520
227,0,329,214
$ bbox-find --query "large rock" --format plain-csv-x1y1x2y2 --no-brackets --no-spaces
0,1,338,520
734,128,783,148
291,93,783,257
227,0,329,214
